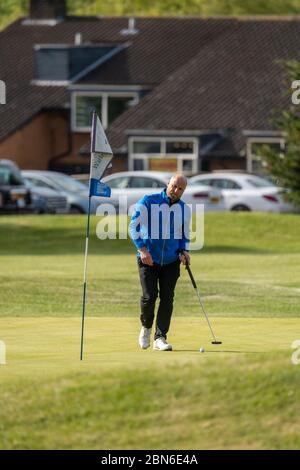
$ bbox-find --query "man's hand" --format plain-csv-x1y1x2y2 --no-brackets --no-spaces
140,247,154,266
179,250,190,266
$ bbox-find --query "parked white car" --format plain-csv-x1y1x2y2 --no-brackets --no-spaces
189,172,295,212
101,171,224,212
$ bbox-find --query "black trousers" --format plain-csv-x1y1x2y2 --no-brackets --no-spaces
137,257,180,340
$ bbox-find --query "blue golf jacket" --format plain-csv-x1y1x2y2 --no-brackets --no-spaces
129,189,190,265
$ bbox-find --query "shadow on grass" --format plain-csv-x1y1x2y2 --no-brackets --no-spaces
202,246,274,255
173,350,268,354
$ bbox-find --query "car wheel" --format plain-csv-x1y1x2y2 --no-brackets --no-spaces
231,204,251,212
69,205,85,214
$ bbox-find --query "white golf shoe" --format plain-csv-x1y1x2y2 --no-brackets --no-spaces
139,327,152,349
153,337,172,351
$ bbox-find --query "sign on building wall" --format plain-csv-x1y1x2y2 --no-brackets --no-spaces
149,157,177,172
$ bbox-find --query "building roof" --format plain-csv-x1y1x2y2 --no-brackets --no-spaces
0,15,299,154
76,17,234,86
107,18,300,152
0,16,233,142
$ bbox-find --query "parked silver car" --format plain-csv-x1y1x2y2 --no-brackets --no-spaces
23,179,69,214
22,171,103,214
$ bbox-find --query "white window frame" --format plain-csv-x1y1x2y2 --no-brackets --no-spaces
72,91,139,132
246,137,285,173
128,136,198,173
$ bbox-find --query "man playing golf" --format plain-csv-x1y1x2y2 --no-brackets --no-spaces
129,174,190,351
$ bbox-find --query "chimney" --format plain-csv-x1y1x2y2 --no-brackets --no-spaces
75,33,82,45
30,0,66,20
120,18,139,36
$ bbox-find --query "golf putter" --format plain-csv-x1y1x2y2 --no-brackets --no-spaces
185,262,222,345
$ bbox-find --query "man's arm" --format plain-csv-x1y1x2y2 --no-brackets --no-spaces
139,246,154,266
129,197,154,266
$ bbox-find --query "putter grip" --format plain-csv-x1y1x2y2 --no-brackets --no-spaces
185,263,197,289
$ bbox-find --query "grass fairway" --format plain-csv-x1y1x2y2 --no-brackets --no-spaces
0,214,300,449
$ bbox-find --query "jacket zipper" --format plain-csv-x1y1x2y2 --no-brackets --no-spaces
160,207,172,266
161,236,167,266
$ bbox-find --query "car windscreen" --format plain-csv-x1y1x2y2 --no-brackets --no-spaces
190,178,212,186
106,176,130,189
129,177,166,188
46,173,87,192
0,165,24,186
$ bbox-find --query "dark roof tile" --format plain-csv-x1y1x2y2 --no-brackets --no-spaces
1,16,300,152
107,19,300,152
0,17,233,141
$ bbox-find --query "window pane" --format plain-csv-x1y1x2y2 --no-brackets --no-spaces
47,174,87,192
0,168,9,185
211,179,226,189
133,159,145,171
166,141,194,154
129,177,163,189
246,177,274,188
108,96,133,124
182,159,193,172
76,96,101,128
191,178,212,186
30,178,53,189
133,141,161,154
212,179,241,189
0,167,23,185
224,179,242,190
107,177,130,189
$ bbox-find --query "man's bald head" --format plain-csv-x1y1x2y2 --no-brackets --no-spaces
166,173,188,203
170,174,188,187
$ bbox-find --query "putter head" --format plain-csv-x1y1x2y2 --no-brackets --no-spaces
211,341,222,345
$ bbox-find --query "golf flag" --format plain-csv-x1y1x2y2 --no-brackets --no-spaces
89,112,113,198
80,112,114,361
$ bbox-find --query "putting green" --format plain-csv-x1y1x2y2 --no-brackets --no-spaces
1,316,299,450
0,316,298,380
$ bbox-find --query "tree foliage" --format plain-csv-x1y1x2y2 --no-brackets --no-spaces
259,61,300,208
2,0,300,30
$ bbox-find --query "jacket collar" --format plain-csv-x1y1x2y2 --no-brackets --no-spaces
161,188,180,206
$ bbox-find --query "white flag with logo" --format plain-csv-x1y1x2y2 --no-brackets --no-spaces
89,112,113,197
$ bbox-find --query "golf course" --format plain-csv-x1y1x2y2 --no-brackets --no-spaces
0,213,299,450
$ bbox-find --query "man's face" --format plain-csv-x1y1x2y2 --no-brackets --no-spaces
166,175,187,203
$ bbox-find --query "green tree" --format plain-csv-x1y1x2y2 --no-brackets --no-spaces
2,0,300,30
0,0,28,29
70,0,300,16
260,61,300,208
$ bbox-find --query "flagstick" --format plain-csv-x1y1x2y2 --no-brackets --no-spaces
80,110,113,360
80,195,92,361
80,111,96,361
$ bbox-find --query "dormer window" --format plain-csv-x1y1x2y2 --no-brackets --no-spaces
72,91,139,130
33,43,126,84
